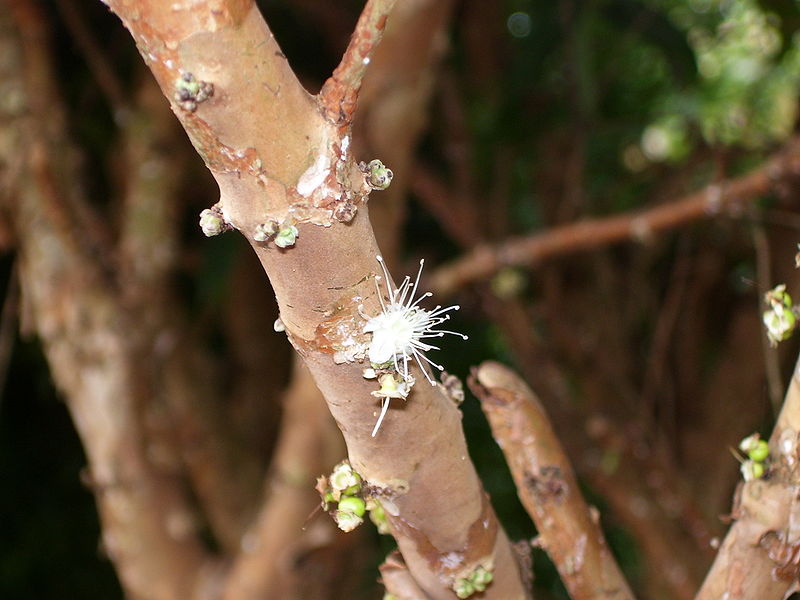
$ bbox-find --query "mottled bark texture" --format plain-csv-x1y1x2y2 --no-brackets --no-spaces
470,362,635,600
104,0,528,598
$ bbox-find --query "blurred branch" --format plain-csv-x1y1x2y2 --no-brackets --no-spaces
470,361,635,600
353,0,456,263
54,0,129,115
428,138,800,297
752,215,784,413
116,75,265,554
4,3,217,598
222,363,348,600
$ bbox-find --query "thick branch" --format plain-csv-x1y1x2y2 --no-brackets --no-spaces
428,139,800,297
106,1,528,597
469,362,635,600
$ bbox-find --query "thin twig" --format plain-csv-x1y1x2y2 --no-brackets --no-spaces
54,0,129,116
318,0,398,128
428,138,800,297
752,212,784,414
469,361,636,600
0,261,18,411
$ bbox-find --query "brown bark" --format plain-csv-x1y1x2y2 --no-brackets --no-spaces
4,4,218,598
695,355,800,600
105,1,528,597
470,362,635,600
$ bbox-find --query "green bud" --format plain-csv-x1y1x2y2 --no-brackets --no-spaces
176,74,201,96
368,499,390,535
199,209,225,237
274,225,299,248
330,461,361,493
253,221,278,242
766,284,793,309
338,495,366,518
763,306,796,346
334,508,364,532
472,566,493,588
343,484,361,496
748,440,770,463
366,159,393,190
454,579,475,599
741,459,765,482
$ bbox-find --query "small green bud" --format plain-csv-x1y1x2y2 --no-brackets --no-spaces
741,459,765,482
454,579,475,599
199,208,225,237
472,566,493,588
176,74,201,96
749,440,770,462
766,284,793,309
343,484,361,496
253,221,278,242
334,508,364,532
274,225,299,248
330,461,362,493
740,434,770,462
763,306,796,346
383,595,397,600
338,495,366,518
368,499,390,534
365,159,393,190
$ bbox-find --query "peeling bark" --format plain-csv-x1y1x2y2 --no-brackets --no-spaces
104,1,528,597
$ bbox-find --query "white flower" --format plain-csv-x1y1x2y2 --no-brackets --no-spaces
364,255,468,385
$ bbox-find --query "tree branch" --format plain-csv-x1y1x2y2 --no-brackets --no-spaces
4,3,217,598
318,0,397,128
469,361,635,600
105,0,528,597
695,353,800,600
427,138,800,297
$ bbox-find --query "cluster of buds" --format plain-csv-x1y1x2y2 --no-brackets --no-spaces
253,219,299,248
360,159,393,191
763,284,798,346
453,565,494,598
174,72,213,112
199,206,228,237
316,461,366,532
738,433,770,481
